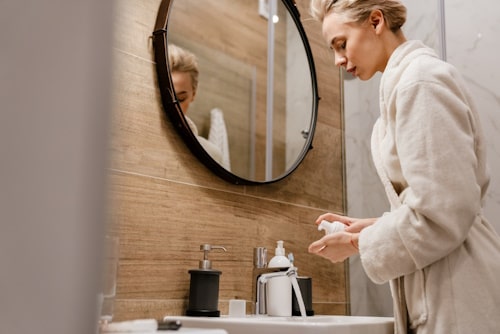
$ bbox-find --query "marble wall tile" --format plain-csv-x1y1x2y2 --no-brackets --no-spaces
445,0,500,225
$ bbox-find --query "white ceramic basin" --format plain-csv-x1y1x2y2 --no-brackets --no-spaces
163,315,394,334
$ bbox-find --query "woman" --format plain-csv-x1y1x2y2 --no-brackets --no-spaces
168,44,199,116
307,1,500,333
168,44,225,167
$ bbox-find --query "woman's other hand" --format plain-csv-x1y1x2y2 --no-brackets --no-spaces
314,213,377,233
344,217,377,233
315,212,353,228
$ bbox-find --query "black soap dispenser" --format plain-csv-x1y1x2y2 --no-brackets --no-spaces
186,244,227,317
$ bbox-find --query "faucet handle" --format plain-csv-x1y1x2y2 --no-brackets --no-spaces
254,247,268,268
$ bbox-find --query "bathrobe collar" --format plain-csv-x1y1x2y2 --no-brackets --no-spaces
386,40,437,72
380,40,439,111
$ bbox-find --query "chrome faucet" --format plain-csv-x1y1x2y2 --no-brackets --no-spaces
252,247,277,314
252,246,303,315
254,266,299,315
252,247,307,316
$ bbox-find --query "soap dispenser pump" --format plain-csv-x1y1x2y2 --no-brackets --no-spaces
267,240,292,316
186,244,227,317
268,240,290,267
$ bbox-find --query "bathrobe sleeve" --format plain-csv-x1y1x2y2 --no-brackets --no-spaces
359,69,482,284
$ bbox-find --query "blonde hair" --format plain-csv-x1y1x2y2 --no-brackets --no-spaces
310,0,406,32
168,44,199,91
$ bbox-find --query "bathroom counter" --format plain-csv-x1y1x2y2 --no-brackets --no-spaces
100,328,227,334
99,319,228,334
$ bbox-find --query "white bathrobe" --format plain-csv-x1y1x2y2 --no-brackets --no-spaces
359,40,500,333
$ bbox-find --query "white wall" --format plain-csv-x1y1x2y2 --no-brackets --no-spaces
345,0,500,316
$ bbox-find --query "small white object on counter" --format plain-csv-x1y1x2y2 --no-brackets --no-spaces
318,220,346,234
228,299,246,317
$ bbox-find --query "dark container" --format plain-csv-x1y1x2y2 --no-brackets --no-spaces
186,269,222,317
292,276,314,316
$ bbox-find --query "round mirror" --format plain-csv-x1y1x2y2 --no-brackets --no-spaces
153,0,319,184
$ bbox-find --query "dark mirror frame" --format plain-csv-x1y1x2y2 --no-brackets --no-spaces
152,0,319,185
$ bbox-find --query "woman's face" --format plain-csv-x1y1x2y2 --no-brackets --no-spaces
322,11,385,80
171,71,196,114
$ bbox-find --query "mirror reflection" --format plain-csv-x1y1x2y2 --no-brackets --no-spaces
161,0,318,183
168,44,230,170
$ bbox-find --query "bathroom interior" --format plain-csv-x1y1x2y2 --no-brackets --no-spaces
2,0,499,333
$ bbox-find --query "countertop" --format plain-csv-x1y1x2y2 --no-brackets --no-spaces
99,319,227,334
176,329,227,334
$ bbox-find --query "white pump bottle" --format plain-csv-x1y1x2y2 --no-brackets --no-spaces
266,240,292,316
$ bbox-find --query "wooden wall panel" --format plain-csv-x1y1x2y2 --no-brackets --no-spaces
109,0,347,322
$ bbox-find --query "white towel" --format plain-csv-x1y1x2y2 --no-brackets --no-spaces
208,108,231,170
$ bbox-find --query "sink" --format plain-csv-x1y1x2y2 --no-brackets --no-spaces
163,315,394,334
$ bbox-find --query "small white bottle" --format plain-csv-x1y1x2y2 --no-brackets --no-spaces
266,240,292,316
318,220,346,235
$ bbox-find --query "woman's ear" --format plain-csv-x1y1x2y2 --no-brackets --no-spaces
369,9,385,33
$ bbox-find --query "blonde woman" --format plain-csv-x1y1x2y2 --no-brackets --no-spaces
167,44,224,167
307,1,500,333
168,44,199,115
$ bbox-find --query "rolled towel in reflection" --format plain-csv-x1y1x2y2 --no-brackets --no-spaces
208,108,231,170
185,115,225,168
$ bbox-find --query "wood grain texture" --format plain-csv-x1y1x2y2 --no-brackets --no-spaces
109,0,348,321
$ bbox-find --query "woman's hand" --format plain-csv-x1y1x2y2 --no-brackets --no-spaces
315,213,353,228
309,213,379,262
308,231,359,263
314,213,377,233
344,217,377,233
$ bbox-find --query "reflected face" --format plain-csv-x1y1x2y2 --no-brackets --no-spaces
322,12,383,81
171,71,196,114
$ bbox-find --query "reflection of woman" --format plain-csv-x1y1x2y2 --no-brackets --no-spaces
167,44,225,168
307,1,500,333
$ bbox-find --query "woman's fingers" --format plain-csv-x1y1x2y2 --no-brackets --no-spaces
344,218,376,233
315,213,351,226
315,213,338,225
308,239,326,253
